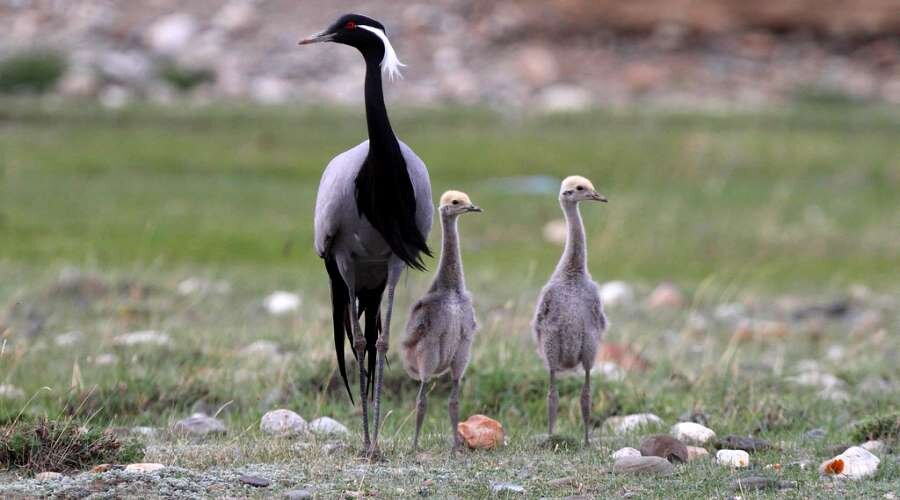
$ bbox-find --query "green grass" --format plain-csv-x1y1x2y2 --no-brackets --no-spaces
0,100,898,496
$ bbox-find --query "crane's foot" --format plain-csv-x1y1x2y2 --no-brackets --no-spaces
358,444,386,462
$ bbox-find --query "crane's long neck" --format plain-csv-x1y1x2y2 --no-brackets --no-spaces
354,50,429,270
364,59,401,161
554,201,588,278
432,213,464,290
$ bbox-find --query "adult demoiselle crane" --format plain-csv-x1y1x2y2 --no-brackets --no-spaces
299,14,433,456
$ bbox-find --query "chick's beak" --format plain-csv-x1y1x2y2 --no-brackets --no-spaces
590,191,608,202
298,31,334,45
467,204,483,213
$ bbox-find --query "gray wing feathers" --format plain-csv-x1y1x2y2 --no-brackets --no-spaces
313,140,433,258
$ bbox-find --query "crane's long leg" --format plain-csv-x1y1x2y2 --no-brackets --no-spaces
371,259,404,454
413,379,427,451
338,257,370,452
449,377,461,452
548,369,559,435
349,292,371,453
581,366,591,446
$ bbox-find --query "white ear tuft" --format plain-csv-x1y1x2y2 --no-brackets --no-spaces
358,25,406,81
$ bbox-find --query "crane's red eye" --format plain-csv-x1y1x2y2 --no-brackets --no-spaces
345,21,356,29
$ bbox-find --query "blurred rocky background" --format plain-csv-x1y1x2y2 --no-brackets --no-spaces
1,0,899,109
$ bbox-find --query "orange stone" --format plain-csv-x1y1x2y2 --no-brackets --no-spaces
457,414,505,450
822,458,845,474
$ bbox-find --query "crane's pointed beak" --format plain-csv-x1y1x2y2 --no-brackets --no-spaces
590,191,608,202
467,204,483,213
298,31,334,45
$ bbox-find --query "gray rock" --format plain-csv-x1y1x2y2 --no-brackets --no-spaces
260,409,307,436
716,435,772,452
612,456,674,476
308,416,349,436
284,489,312,499
238,474,270,487
806,428,827,439
172,414,226,436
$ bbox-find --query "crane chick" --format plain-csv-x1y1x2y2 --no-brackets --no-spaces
533,176,608,446
402,190,481,452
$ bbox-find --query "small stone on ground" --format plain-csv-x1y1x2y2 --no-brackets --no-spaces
35,472,63,481
640,435,689,463
686,445,709,461
613,456,674,475
239,474,271,487
124,463,165,473
716,449,750,468
612,447,642,460
717,435,771,452
309,416,349,436
490,482,525,494
261,409,308,436
172,413,226,436
671,422,716,444
604,413,664,434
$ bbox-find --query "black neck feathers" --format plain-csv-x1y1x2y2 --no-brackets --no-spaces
354,57,431,270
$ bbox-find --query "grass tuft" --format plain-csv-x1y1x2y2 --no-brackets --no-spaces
0,417,144,473
851,413,900,442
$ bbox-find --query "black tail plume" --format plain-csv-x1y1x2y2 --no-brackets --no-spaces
325,258,354,404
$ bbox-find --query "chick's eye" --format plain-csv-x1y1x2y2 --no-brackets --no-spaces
452,200,459,205
564,190,573,195
345,21,356,29
576,186,584,191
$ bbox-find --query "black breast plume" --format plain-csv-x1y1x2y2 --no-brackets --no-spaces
355,153,431,270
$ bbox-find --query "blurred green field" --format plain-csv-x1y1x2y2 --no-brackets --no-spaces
2,101,899,288
0,101,898,497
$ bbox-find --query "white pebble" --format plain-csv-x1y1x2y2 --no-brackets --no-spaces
124,463,165,473
54,331,84,346
604,413,664,434
820,446,880,479
671,422,716,445
263,291,301,316
260,409,307,436
113,330,171,347
0,384,25,399
716,449,750,468
309,416,349,436
599,281,634,307
611,447,642,460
